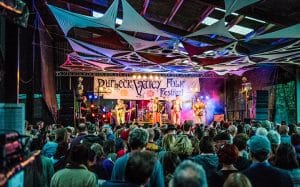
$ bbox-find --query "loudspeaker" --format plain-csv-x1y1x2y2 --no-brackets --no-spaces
59,90,74,126
256,90,269,120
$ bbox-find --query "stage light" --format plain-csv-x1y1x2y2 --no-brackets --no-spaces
99,87,104,91
149,75,153,79
88,95,93,100
143,75,147,79
92,113,95,117
155,75,159,80
132,75,137,79
103,114,106,118
200,96,204,99
206,96,210,100
91,104,95,108
94,95,98,99
160,76,163,80
137,75,142,79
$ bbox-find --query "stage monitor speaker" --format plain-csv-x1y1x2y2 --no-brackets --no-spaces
59,90,74,126
256,90,269,120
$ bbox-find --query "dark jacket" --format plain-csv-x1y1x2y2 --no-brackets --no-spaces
242,162,293,187
192,154,219,178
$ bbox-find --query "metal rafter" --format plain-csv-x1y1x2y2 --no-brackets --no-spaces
141,0,150,16
164,0,184,24
226,15,245,29
188,5,215,32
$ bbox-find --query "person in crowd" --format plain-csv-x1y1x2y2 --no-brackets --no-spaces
111,128,164,187
81,123,104,146
288,124,298,135
267,130,281,165
102,124,116,141
70,123,88,148
292,133,300,164
255,127,268,137
223,173,252,187
214,131,231,151
192,136,218,179
159,151,181,186
25,138,54,187
103,140,117,162
261,120,272,131
274,143,300,186
146,128,161,152
279,125,291,144
182,121,193,138
170,134,193,160
233,133,251,170
228,125,238,140
161,133,176,151
210,144,239,187
50,143,97,187
171,160,207,187
242,135,293,187
165,124,177,135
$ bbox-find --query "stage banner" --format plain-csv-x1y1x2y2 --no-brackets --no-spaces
94,76,200,101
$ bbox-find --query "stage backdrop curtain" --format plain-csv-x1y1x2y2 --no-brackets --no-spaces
38,16,58,122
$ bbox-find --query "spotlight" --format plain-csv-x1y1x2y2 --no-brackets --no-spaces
88,95,93,100
200,96,204,99
206,96,210,100
137,75,142,79
92,113,95,117
91,104,95,108
133,75,137,79
94,95,98,99
143,75,147,79
149,75,153,79
102,114,106,118
155,75,159,80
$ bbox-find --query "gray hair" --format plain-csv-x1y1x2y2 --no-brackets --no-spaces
128,128,149,150
256,127,268,137
172,160,207,187
267,130,281,145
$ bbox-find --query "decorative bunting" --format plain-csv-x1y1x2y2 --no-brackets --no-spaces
117,31,168,51
181,41,226,56
252,23,300,40
117,0,172,38
225,0,260,16
47,0,118,35
185,18,236,40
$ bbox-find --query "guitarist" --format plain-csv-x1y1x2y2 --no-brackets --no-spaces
193,97,206,124
152,97,164,126
115,99,126,126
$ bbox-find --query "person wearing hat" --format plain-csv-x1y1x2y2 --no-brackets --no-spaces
242,135,293,187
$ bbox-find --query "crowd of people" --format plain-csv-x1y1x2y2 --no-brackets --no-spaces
23,119,300,187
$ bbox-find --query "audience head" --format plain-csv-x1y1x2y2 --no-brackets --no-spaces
233,133,248,152
267,130,281,154
172,160,207,187
223,173,252,187
162,134,176,151
171,135,193,159
55,128,68,143
261,120,272,131
248,135,271,162
128,128,149,150
183,121,192,132
274,143,299,170
147,128,155,142
125,151,156,185
78,123,87,133
214,131,231,151
68,143,89,166
159,151,181,176
87,123,96,135
199,136,215,154
279,125,289,135
255,127,268,137
228,125,238,137
218,144,239,165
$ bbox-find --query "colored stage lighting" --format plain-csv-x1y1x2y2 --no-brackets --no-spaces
94,95,98,99
200,96,204,99
206,96,210,100
88,95,93,100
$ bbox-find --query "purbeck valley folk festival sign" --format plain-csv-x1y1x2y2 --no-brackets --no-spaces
94,76,200,101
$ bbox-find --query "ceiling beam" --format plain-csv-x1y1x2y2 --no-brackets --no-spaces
164,0,184,24
226,15,245,29
141,0,150,16
188,5,215,32
245,23,275,41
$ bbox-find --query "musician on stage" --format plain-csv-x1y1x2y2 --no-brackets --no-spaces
171,95,182,126
193,97,206,124
115,99,126,126
80,96,88,118
152,97,164,125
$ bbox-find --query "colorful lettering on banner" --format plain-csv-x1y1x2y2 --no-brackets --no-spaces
94,76,200,101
